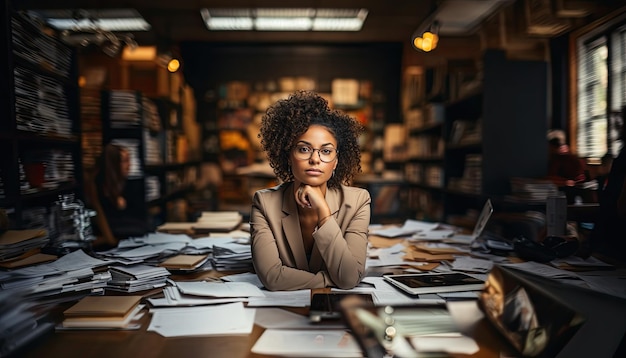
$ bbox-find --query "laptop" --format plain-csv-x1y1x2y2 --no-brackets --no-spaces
445,199,494,245
478,265,626,358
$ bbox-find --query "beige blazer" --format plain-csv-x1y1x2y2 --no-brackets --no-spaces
250,182,371,291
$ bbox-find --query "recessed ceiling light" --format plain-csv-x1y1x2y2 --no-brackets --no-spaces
28,9,151,32
200,8,368,32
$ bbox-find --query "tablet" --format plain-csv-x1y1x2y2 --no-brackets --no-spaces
383,272,485,295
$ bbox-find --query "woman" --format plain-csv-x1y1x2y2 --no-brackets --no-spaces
250,90,371,291
89,143,151,249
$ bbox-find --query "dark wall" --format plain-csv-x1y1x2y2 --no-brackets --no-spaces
179,42,403,123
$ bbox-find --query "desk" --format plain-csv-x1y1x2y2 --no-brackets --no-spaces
12,229,626,358
21,297,514,358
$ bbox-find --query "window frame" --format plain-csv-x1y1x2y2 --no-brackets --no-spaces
571,10,626,161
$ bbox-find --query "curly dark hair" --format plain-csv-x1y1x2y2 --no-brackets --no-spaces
259,90,364,189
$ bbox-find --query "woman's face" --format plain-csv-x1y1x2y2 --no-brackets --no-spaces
290,125,338,187
120,149,131,178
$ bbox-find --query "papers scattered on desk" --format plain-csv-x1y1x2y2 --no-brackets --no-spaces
148,302,255,337
251,329,363,357
370,219,439,238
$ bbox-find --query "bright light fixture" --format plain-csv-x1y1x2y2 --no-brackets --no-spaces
29,9,151,32
201,8,368,32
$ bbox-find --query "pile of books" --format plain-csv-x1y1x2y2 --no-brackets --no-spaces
60,295,144,330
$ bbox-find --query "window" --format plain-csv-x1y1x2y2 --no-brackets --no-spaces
576,15,626,160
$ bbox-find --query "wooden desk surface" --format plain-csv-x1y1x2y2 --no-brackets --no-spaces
18,281,516,358
21,304,514,358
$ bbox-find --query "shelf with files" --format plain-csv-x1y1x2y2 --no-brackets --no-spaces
101,90,158,226
0,6,82,229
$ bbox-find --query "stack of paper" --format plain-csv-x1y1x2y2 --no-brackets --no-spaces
0,250,112,302
212,242,252,271
61,295,144,329
107,264,170,293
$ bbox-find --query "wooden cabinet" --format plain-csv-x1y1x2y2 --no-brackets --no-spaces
0,6,82,229
405,50,549,223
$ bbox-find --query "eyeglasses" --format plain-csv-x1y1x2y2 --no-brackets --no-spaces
293,145,338,163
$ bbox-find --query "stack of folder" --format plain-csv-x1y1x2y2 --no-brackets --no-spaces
0,229,50,268
194,211,243,233
159,254,210,272
156,211,243,235
60,295,144,329
107,264,170,293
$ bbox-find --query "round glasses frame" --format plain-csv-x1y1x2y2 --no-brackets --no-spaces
293,145,338,163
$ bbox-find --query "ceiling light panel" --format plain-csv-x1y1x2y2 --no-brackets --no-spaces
201,8,368,32
29,9,151,31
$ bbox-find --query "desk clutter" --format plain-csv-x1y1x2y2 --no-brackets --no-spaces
1,215,625,358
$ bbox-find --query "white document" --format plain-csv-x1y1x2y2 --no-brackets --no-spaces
251,329,363,357
254,308,345,330
449,256,494,273
147,286,247,307
148,302,255,337
175,281,265,298
220,272,264,288
366,243,411,268
247,289,311,307
412,229,455,240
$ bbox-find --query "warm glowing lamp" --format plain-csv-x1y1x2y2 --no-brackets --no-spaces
411,20,440,53
167,58,180,72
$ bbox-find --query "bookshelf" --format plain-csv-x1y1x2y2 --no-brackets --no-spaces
101,90,200,225
0,6,82,230
405,50,549,224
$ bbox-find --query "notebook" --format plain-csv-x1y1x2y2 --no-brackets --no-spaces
446,199,493,245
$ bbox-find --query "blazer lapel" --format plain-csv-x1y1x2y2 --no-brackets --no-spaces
281,183,308,269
